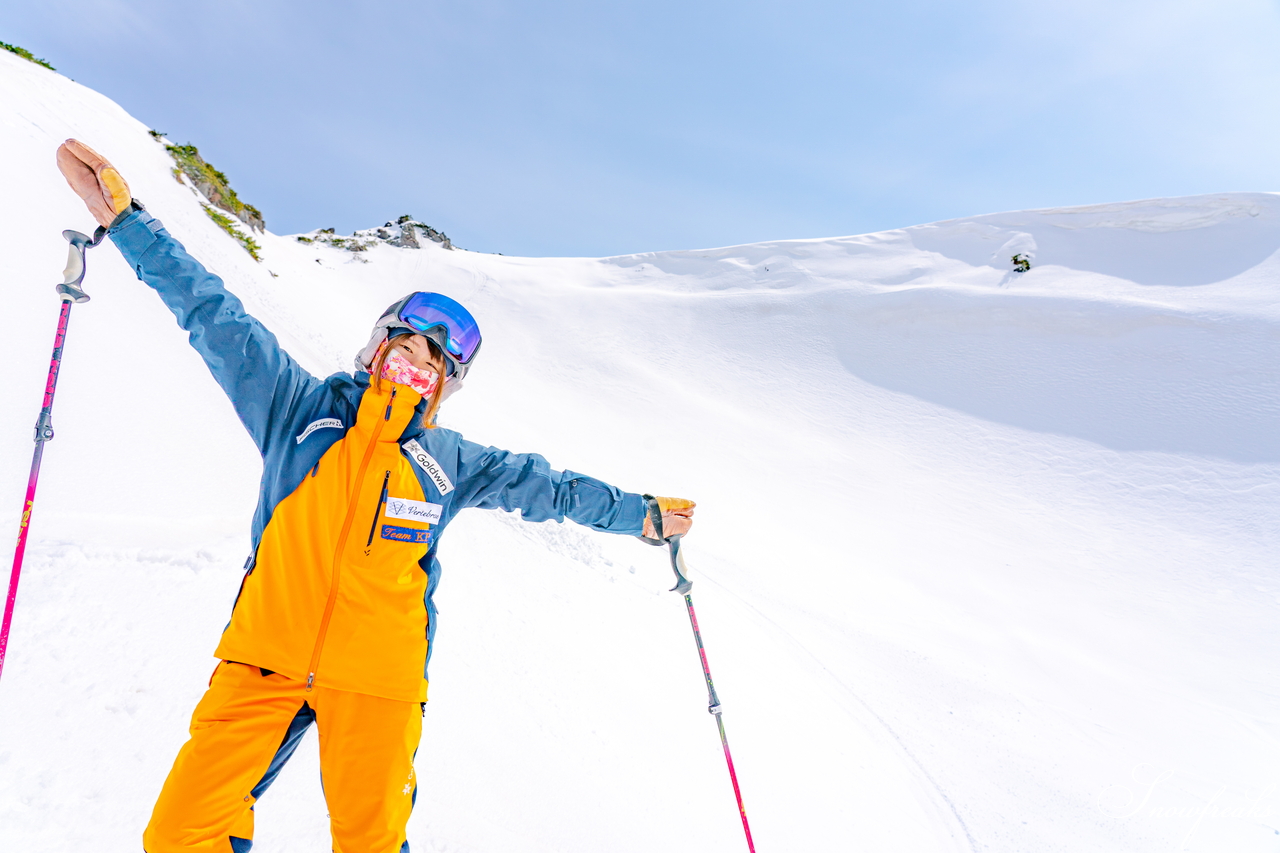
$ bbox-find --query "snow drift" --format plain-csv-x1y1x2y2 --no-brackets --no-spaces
2,49,1280,852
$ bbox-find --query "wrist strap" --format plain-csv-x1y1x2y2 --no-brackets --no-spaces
637,494,666,546
107,198,146,231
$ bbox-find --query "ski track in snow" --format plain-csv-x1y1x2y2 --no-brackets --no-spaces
697,567,978,853
3,49,1280,852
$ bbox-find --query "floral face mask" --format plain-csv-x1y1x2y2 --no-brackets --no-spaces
380,346,441,398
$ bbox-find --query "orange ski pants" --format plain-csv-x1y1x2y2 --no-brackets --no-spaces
144,661,423,853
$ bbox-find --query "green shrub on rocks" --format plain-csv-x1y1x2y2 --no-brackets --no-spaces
1,42,55,71
204,206,262,262
164,142,265,233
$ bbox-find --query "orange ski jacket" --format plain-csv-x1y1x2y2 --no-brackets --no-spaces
108,210,647,702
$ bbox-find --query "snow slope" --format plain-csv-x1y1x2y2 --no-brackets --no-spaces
3,49,1280,852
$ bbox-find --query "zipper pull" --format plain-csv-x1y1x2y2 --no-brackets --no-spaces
385,386,397,421
305,672,315,691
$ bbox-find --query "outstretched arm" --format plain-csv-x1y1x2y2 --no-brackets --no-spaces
452,440,693,538
56,139,319,454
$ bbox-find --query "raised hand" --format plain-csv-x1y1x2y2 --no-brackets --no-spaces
56,138,131,228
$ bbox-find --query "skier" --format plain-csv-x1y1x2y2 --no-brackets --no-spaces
56,139,695,853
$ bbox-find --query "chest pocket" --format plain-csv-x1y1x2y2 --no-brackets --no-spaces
359,457,435,582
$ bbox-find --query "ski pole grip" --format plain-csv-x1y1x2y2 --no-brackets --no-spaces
638,495,692,593
667,535,692,594
56,227,107,303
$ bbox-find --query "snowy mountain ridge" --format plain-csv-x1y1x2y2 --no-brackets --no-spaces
2,47,1280,853
295,216,455,256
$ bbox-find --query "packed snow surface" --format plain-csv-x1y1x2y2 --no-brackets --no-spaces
2,50,1280,852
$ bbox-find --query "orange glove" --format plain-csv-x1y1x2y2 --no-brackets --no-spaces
641,496,695,540
56,139,132,228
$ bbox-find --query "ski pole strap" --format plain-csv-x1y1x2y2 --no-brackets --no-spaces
637,495,692,592
637,494,666,546
106,198,146,231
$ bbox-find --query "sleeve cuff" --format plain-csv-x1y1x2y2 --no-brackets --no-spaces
613,492,648,535
107,204,166,267
107,198,146,230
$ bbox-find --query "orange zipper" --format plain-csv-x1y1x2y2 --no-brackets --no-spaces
305,387,396,691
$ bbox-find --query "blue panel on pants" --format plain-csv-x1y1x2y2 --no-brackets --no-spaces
249,701,316,800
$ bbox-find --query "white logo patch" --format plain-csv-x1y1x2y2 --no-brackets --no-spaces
295,418,343,444
403,439,454,496
385,497,442,525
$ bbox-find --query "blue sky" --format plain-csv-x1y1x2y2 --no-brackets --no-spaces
8,0,1280,257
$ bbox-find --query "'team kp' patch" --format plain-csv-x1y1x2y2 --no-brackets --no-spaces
381,524,432,545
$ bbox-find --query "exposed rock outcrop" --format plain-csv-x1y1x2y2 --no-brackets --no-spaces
379,215,453,250
295,215,455,254
156,135,265,232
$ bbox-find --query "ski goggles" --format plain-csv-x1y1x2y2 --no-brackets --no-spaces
386,292,482,375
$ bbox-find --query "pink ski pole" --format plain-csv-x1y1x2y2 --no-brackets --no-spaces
642,496,757,852
1,228,102,684
669,535,756,852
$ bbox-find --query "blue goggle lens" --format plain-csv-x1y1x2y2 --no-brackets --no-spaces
397,292,482,364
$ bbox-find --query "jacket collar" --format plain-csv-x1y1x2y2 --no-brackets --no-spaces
355,375,422,440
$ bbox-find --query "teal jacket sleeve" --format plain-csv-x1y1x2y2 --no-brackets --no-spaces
107,209,320,455
452,439,647,535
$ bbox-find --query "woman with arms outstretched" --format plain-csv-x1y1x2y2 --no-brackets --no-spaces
57,139,694,853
